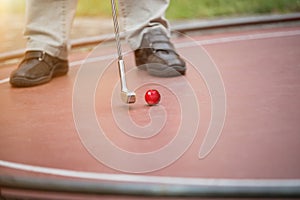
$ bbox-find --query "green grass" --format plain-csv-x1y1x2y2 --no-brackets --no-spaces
2,0,300,19
75,0,300,19
166,0,300,19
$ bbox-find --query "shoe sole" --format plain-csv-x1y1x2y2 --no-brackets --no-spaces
137,63,186,77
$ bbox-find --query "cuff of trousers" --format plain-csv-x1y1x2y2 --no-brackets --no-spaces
127,25,170,51
26,40,69,60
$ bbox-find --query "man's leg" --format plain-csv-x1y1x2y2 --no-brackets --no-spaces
119,0,186,77
10,0,77,87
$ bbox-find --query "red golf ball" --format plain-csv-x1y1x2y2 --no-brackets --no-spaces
145,89,161,105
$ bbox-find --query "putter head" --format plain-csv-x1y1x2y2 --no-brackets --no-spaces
121,91,136,104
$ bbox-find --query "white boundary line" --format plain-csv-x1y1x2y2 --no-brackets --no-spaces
1,160,300,187
0,77,9,84
1,29,300,85
177,29,300,47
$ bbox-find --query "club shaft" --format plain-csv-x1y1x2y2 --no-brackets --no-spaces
110,0,136,104
111,0,127,91
111,0,123,60
118,59,127,92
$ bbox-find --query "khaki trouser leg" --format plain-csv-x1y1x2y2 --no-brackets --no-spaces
119,0,170,50
24,0,170,58
24,0,78,60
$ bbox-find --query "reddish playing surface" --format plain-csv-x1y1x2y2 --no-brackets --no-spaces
1,26,300,199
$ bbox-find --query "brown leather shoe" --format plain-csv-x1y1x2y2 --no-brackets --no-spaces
134,29,186,77
10,51,68,87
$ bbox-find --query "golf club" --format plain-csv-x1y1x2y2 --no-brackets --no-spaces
111,0,136,104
